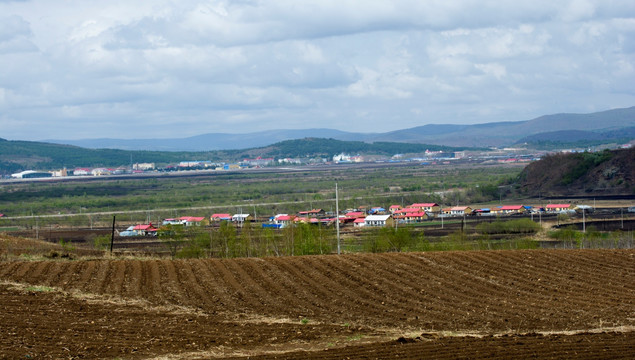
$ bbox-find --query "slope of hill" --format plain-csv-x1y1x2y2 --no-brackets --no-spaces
43,106,635,150
0,137,467,174
373,106,635,147
0,138,206,174
45,128,373,151
516,148,635,196
515,127,635,149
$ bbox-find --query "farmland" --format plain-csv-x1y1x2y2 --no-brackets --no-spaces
1,161,634,358
0,248,634,358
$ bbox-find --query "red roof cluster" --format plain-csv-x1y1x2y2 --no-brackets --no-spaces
133,224,156,231
499,205,524,210
546,204,571,209
180,216,205,222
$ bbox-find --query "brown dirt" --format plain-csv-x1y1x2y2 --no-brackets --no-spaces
1,249,634,359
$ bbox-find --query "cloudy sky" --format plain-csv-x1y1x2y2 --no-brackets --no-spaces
1,0,634,141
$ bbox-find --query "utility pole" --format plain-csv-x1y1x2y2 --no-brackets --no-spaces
621,208,624,229
110,215,116,254
336,182,340,255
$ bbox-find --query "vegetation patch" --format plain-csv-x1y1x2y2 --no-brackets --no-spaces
476,218,541,235
25,285,55,292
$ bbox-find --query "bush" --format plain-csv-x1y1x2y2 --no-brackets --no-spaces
476,218,541,234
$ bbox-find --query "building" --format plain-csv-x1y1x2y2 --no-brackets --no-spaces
345,211,365,218
388,205,402,214
91,168,112,176
353,217,366,228
241,156,274,167
368,207,386,214
180,216,206,226
333,153,352,163
51,169,68,177
410,203,441,213
73,168,91,176
401,211,427,223
546,204,573,213
298,209,325,217
10,170,52,179
449,206,473,216
232,214,252,223
132,224,157,236
133,163,155,171
211,213,232,221
364,214,394,227
497,205,526,215
162,218,182,226
274,215,296,228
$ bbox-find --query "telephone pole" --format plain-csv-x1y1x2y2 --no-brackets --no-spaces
336,183,341,255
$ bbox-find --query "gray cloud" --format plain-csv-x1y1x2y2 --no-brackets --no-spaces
0,0,634,140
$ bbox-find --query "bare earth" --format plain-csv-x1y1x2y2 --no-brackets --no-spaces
1,249,634,359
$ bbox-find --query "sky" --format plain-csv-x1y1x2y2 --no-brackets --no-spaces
1,0,634,141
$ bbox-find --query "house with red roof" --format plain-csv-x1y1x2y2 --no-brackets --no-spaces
132,223,157,236
210,213,232,221
345,211,365,218
394,207,419,215
298,209,325,217
410,203,441,213
388,205,402,214
353,217,366,228
180,216,206,226
162,218,182,225
401,211,427,223
274,215,296,227
492,205,526,215
546,204,573,213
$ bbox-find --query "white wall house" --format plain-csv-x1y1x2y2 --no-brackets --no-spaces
364,214,394,227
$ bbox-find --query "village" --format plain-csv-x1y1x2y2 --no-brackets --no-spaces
120,202,585,237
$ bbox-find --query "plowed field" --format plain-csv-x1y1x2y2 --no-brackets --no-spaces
1,249,634,359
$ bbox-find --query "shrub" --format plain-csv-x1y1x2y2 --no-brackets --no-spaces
476,218,541,234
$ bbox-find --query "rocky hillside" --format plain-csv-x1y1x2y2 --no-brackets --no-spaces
516,148,635,196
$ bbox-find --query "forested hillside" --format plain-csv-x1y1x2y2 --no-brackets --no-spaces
0,137,469,174
516,148,635,196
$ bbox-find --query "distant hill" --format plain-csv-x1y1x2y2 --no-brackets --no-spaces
515,148,635,196
514,127,635,149
0,137,468,174
43,106,635,150
0,138,205,174
45,129,373,151
372,107,635,147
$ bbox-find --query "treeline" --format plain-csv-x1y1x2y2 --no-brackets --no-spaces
158,222,436,258
0,137,476,174
0,138,215,173
263,138,472,158
150,218,545,259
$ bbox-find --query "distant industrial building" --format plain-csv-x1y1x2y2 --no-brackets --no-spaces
10,170,52,179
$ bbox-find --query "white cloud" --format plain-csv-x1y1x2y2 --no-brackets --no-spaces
0,0,634,140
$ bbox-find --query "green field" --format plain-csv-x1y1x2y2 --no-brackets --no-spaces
0,163,522,221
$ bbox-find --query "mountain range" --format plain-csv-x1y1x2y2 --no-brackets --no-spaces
45,106,635,151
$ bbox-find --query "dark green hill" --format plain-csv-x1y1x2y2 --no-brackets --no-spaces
0,137,471,175
515,148,635,196
0,138,206,174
